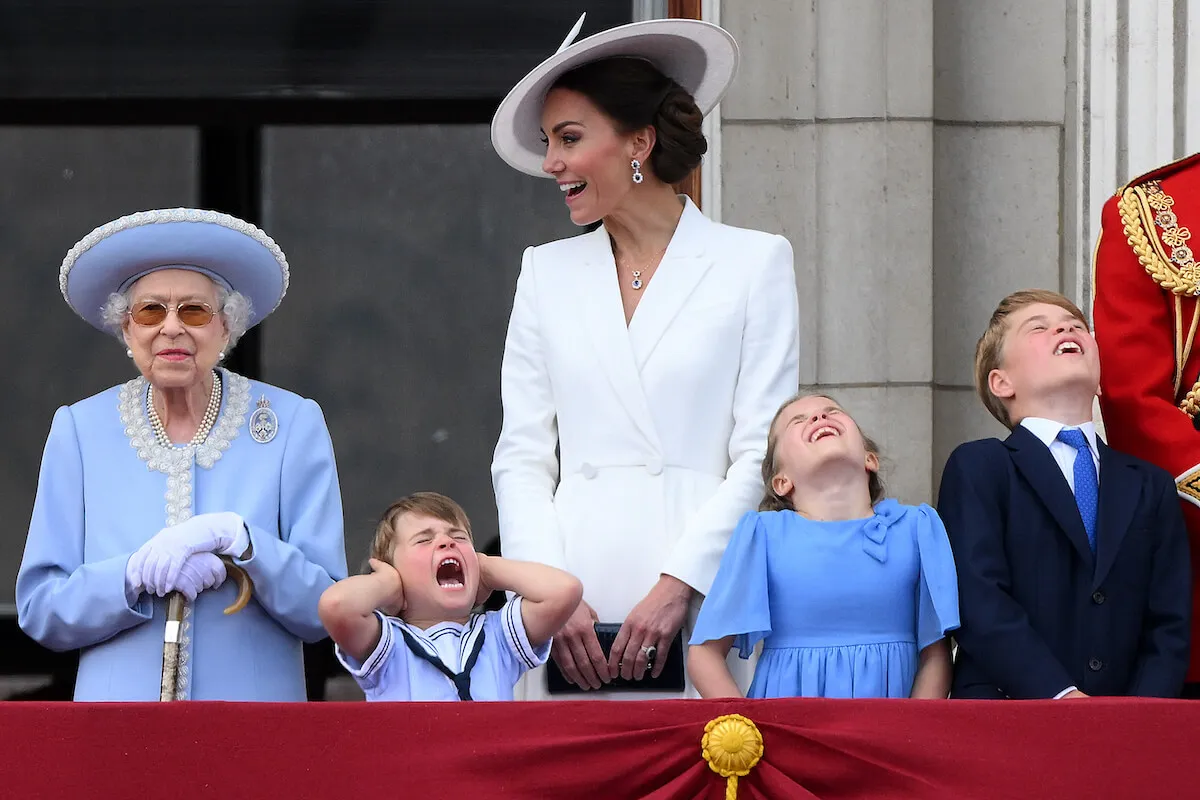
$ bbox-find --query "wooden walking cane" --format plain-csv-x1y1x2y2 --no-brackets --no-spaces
159,557,255,701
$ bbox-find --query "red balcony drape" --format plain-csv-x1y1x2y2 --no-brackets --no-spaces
2,697,1196,799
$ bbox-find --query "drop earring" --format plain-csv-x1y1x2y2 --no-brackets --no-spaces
631,159,644,184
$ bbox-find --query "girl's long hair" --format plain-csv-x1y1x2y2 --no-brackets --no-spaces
759,394,886,512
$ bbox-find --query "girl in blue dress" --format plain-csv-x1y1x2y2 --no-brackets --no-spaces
688,394,960,699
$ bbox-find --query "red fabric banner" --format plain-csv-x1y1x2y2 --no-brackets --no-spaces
1,698,1193,798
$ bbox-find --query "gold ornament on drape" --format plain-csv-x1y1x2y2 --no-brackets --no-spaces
701,714,764,800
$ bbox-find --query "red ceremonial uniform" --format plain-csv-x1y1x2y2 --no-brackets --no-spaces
1093,153,1200,681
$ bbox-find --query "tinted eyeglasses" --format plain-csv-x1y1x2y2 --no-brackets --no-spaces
128,301,216,327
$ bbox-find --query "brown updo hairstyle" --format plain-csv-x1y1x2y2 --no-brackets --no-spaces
550,57,707,184
758,394,886,512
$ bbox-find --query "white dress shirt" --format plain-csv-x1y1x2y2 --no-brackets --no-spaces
1018,416,1102,700
1019,417,1101,489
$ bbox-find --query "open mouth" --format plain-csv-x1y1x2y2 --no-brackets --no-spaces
809,425,840,443
435,557,465,589
1054,341,1083,356
561,181,587,198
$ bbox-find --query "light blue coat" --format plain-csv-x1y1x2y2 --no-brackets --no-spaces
16,369,348,701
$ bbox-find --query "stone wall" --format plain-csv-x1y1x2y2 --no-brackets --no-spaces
717,0,1076,503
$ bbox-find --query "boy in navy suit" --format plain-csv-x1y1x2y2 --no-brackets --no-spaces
938,289,1191,698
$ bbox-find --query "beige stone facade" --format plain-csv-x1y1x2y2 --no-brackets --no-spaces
706,0,1187,503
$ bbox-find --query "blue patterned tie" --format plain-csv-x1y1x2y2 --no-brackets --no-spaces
1056,428,1097,553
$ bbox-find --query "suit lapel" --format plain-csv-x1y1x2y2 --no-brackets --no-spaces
1005,426,1095,567
1093,441,1138,588
628,198,715,369
575,226,661,447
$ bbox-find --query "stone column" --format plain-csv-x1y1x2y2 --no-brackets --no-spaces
930,0,1075,487
719,0,936,503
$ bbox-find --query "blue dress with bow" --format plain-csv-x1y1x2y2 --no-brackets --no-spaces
690,500,960,698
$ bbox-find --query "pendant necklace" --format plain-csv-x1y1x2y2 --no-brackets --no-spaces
618,246,667,291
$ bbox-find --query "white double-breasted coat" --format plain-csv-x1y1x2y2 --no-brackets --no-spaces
492,198,801,699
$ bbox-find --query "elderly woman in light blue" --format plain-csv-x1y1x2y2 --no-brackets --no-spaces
16,208,348,701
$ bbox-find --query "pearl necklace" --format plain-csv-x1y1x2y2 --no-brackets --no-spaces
147,370,222,448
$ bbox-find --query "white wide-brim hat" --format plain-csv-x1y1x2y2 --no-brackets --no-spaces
491,14,739,178
60,208,290,332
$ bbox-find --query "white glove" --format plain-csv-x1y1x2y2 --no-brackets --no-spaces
124,549,231,602
132,512,249,597
167,553,229,600
124,551,147,605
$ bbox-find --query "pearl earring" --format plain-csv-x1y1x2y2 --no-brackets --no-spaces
631,159,644,184
218,351,226,361
126,348,133,358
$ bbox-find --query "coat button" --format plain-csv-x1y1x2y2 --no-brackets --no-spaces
646,456,663,475
1088,658,1103,672
1092,591,1105,605
580,463,597,479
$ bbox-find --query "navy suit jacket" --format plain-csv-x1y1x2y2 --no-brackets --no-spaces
938,425,1191,698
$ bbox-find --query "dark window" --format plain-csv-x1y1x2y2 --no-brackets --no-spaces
0,0,632,699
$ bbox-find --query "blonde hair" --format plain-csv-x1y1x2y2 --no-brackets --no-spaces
370,492,473,564
974,289,1089,428
759,393,885,512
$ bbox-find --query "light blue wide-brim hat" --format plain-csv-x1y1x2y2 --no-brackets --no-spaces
59,208,290,332
490,14,739,179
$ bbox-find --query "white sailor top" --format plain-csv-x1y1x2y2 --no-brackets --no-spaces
335,596,550,701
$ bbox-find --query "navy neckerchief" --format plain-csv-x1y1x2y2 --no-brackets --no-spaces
399,626,487,701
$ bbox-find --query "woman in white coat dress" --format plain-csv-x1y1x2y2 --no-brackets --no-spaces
490,16,801,699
